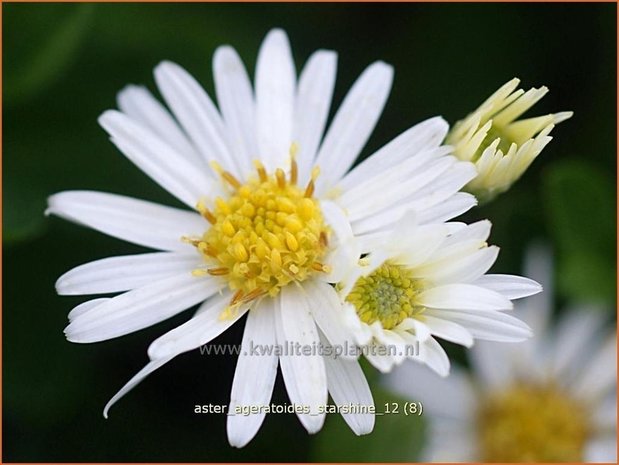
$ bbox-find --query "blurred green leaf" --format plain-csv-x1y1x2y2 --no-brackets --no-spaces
3,177,48,243
543,160,616,305
312,386,425,461
4,4,95,104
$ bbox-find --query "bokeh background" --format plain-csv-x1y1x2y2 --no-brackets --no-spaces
3,3,616,462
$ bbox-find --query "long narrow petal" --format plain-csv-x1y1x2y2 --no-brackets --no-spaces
324,345,374,435
154,61,238,176
213,45,256,178
46,191,205,252
103,355,174,418
384,361,475,420
427,246,500,285
338,116,449,192
318,200,360,283
303,280,355,357
67,298,110,321
255,29,295,171
419,284,513,311
65,273,222,343
99,110,212,208
57,252,200,295
147,292,246,359
314,61,393,193
571,335,616,400
422,315,474,348
342,150,454,221
472,274,542,299
427,309,532,342
116,85,203,167
418,337,450,376
294,50,337,184
276,285,327,433
227,300,279,448
415,192,477,225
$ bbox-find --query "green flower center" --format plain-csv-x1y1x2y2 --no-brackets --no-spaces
346,262,424,330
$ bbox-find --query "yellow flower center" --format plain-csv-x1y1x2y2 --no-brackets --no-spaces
478,383,591,462
346,262,424,330
190,158,329,308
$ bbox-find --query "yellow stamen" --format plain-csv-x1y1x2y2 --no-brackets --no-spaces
221,171,241,190
275,168,286,189
207,267,229,276
253,160,267,182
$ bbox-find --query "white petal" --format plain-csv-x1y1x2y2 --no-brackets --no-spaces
572,335,617,400
103,355,174,418
416,192,477,225
429,246,500,285
314,61,393,193
511,243,553,335
427,308,532,342
324,346,375,435
65,273,222,343
67,298,110,321
213,45,256,178
472,274,542,300
384,360,475,420
584,436,617,462
154,61,238,176
227,299,278,448
46,191,204,252
338,141,443,213
56,252,200,295
418,337,450,377
344,151,456,221
116,85,202,167
147,292,247,359
338,116,449,192
255,29,296,171
469,341,516,390
303,280,355,358
294,50,337,184
422,315,474,347
384,217,449,268
318,200,360,283
275,285,327,433
398,318,431,342
365,348,398,373
419,284,513,311
550,307,606,379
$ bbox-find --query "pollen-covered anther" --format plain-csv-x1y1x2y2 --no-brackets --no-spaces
192,161,329,302
346,262,424,330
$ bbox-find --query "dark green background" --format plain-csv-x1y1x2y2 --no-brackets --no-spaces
4,3,616,462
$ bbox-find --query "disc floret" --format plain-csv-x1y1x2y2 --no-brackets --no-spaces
346,262,424,330
192,160,329,304
478,383,590,462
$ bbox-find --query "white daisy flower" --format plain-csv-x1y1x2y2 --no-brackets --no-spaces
446,78,573,203
46,29,477,447
385,245,617,462
337,214,542,375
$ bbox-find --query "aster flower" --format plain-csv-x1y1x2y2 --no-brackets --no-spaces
446,78,573,203
336,215,541,375
47,29,476,447
385,245,616,462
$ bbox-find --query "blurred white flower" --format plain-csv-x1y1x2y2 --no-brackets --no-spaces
446,78,573,203
336,215,541,375
47,29,477,447
385,245,616,462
